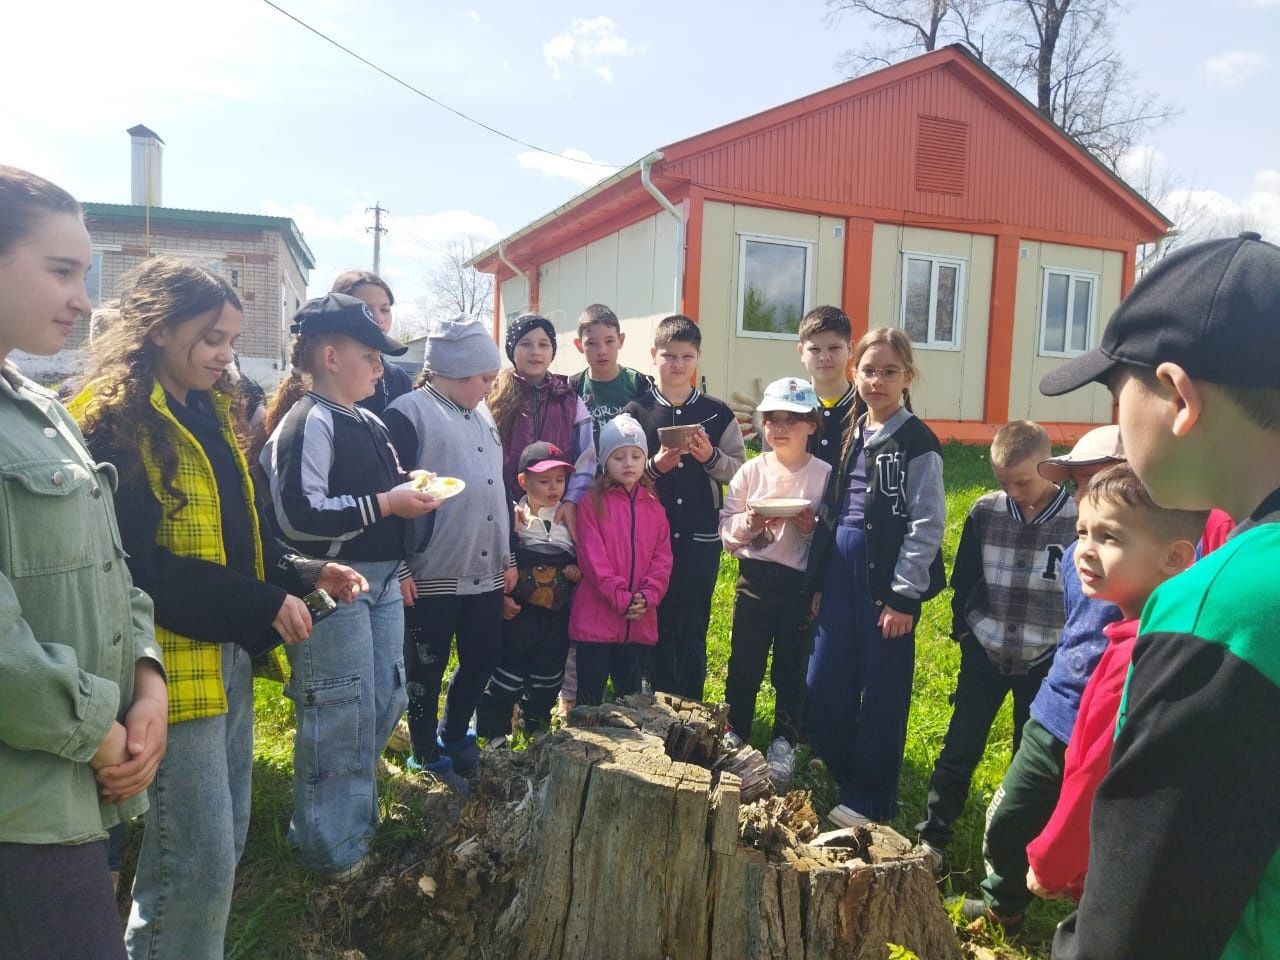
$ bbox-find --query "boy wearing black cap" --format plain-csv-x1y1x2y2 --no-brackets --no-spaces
259,293,438,878
331,270,414,417
475,441,582,739
1041,232,1280,959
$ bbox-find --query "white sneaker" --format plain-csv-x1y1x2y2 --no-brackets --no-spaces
328,855,370,883
765,738,795,788
723,730,746,751
826,804,873,829
919,840,946,878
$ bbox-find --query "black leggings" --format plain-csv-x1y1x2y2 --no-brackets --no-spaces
403,589,503,757
575,642,649,706
724,558,811,744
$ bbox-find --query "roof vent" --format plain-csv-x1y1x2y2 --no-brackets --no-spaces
915,116,968,196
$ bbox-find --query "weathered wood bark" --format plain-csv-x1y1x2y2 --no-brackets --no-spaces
332,694,960,960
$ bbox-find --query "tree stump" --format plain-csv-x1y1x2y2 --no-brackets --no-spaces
333,694,960,960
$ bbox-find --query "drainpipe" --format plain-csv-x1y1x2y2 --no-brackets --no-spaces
495,239,531,339
640,151,685,313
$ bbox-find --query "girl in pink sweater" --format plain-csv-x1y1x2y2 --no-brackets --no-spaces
720,378,831,787
569,414,672,705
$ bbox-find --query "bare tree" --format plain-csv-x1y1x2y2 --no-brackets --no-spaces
826,0,1003,73
420,235,495,325
825,0,1176,172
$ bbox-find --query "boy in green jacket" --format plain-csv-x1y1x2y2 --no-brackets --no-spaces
1041,231,1280,960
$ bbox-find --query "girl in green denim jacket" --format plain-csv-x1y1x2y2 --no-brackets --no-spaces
0,165,166,960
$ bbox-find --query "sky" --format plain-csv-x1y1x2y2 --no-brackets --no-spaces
3,0,1277,334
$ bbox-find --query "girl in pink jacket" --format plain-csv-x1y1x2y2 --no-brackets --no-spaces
570,414,673,704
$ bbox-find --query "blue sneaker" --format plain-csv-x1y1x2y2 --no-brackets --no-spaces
438,733,481,775
404,752,471,795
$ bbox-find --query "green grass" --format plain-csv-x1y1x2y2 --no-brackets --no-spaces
218,441,1066,958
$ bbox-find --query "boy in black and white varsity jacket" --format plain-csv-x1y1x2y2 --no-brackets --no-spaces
623,315,745,702
803,329,946,829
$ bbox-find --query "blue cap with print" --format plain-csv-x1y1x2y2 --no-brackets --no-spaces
757,377,819,414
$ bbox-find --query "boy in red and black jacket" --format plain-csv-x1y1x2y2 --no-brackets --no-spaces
1024,463,1204,903
1041,232,1280,959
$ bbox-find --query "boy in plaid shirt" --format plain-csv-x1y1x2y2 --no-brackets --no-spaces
916,421,1076,873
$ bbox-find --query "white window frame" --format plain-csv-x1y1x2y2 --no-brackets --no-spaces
735,232,814,341
899,251,965,351
1038,267,1098,358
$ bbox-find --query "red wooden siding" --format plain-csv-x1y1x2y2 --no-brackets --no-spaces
915,116,969,196
660,61,1156,244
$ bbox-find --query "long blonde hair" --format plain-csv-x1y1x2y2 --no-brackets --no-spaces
263,330,359,436
839,327,918,464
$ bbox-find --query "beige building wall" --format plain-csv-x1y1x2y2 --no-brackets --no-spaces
1009,242,1122,424
498,274,531,328
696,201,844,400
867,224,993,422
18,220,308,386
519,212,677,379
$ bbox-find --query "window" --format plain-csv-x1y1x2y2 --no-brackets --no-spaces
737,234,813,339
900,253,964,349
1040,269,1096,357
84,251,103,308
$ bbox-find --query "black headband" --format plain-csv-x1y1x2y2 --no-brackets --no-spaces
505,314,557,362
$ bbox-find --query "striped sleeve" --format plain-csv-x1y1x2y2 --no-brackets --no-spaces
565,396,597,504
267,403,381,543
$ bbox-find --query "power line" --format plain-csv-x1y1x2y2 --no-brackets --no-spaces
385,213,452,259
262,0,618,168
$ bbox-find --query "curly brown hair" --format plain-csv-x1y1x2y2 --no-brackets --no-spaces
78,256,244,517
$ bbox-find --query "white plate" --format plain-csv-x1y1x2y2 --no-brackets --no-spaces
395,475,467,501
748,498,810,518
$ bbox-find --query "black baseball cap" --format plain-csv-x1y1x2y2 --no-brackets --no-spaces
518,441,574,474
1040,232,1280,396
290,293,408,356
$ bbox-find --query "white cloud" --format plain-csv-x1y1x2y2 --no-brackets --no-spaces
261,200,370,245
383,210,502,264
1162,169,1280,242
543,17,641,83
1201,50,1269,88
515,149,620,188
260,199,502,326
467,9,481,22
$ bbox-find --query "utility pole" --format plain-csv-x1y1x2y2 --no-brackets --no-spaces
367,202,388,273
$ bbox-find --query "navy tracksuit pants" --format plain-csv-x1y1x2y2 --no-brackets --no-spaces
806,525,916,821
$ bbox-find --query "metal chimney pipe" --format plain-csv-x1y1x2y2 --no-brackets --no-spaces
127,125,164,207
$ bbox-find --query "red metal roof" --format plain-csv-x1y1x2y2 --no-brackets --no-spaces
473,45,1167,274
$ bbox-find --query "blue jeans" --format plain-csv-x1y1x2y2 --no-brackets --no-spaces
126,643,253,960
284,559,407,872
807,525,916,821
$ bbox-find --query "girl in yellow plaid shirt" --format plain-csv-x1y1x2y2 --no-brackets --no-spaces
73,259,368,960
